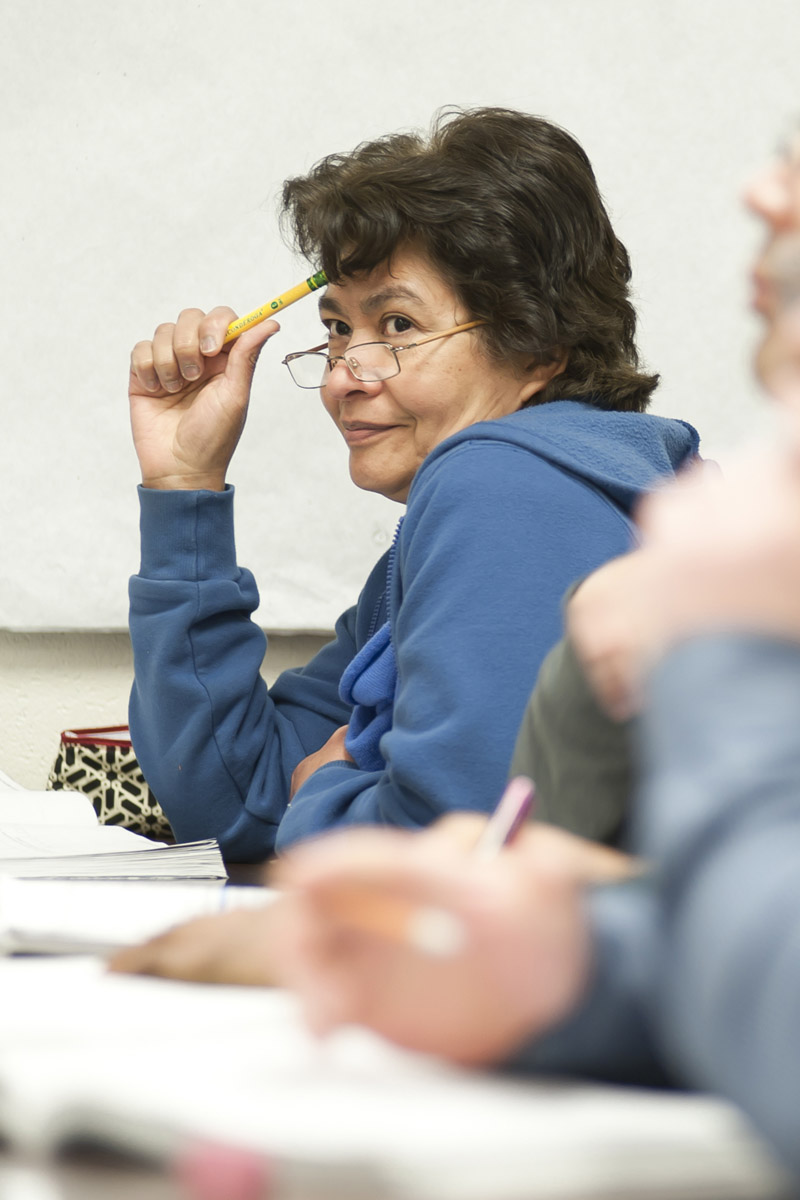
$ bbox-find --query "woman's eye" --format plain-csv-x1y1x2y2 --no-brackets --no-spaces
384,315,414,337
325,319,351,341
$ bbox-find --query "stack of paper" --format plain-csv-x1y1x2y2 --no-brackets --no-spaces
0,787,227,880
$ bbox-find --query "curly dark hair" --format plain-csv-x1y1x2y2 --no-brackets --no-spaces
281,106,658,412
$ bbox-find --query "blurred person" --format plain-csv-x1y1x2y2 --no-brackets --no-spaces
267,397,800,1173
262,136,800,1179
511,126,800,835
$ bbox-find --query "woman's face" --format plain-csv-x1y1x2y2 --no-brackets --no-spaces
317,247,547,503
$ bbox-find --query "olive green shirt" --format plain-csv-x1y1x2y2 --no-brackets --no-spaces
510,633,633,847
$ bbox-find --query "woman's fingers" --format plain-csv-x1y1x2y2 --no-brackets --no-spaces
197,306,242,356
172,307,217,382
129,306,241,395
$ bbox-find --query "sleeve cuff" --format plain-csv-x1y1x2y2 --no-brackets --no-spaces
137,484,239,580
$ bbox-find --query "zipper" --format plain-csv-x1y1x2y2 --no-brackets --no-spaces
367,515,404,640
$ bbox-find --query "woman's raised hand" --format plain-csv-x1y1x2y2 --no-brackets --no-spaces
129,307,280,491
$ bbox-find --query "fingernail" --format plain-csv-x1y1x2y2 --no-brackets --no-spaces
183,364,201,380
200,337,216,354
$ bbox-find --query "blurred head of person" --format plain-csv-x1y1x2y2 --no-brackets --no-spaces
745,125,800,394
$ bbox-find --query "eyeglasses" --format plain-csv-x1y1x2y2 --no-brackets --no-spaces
281,320,485,389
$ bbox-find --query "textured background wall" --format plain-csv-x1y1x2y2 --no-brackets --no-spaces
0,632,328,788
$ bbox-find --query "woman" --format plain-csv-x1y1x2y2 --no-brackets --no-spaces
127,106,698,861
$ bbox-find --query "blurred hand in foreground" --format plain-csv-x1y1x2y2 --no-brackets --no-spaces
108,814,636,1066
568,415,800,720
108,901,284,987
269,819,637,1064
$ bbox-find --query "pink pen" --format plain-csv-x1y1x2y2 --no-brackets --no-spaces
471,774,536,859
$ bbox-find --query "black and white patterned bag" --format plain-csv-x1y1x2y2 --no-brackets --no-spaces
46,725,173,842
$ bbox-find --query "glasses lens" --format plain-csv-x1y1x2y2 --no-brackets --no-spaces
286,353,328,389
286,343,400,388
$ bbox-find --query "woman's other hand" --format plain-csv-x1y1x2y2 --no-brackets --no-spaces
129,307,279,491
290,726,353,800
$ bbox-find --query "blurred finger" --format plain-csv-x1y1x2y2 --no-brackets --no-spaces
422,812,489,852
107,931,175,977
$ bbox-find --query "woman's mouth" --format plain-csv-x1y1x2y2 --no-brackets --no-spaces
342,422,397,445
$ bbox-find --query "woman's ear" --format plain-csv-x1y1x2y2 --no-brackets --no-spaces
518,351,568,406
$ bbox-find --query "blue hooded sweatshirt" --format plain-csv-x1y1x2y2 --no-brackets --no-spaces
128,400,699,860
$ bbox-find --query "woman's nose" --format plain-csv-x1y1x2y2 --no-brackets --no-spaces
323,357,382,399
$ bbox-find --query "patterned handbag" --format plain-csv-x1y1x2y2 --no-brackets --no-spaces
46,725,173,842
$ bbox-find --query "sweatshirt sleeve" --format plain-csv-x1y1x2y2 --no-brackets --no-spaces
507,880,671,1087
128,486,383,861
638,635,800,1174
276,441,635,849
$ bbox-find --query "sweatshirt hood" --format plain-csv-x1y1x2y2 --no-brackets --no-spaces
415,399,701,516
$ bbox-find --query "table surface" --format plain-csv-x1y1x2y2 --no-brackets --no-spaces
1,1151,182,1200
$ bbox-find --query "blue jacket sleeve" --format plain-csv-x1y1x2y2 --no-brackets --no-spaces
508,881,671,1087
638,635,800,1175
128,486,386,861
277,441,635,849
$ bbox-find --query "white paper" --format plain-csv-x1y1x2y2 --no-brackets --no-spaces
0,957,790,1200
0,767,25,792
0,789,226,879
0,789,98,828
0,878,276,954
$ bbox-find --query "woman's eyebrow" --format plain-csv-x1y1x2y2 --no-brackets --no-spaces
318,294,344,317
318,285,427,318
361,286,425,312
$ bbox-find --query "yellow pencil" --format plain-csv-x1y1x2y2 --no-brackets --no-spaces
223,270,328,344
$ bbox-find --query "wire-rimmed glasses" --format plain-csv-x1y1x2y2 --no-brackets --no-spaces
281,320,485,389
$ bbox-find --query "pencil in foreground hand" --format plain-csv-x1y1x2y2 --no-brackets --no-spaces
223,270,327,344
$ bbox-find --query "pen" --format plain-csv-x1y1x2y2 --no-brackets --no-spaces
223,270,328,344
471,773,536,860
324,775,536,957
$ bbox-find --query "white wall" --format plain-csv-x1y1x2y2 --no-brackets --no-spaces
2,0,799,632
2,0,799,780
0,630,329,789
